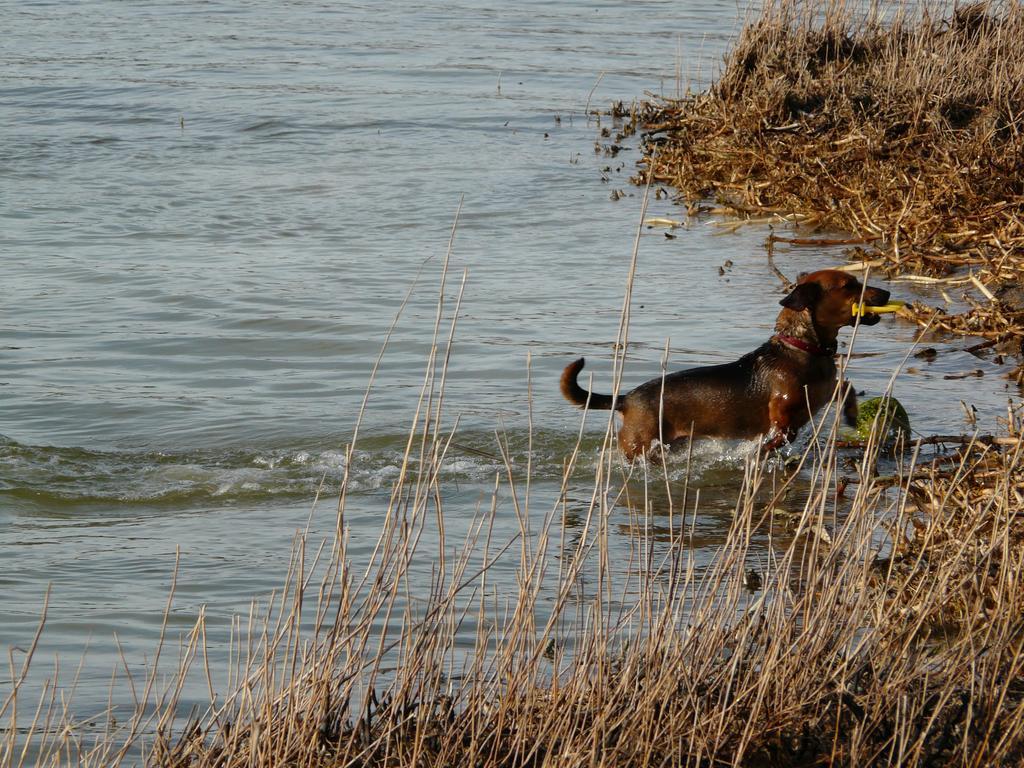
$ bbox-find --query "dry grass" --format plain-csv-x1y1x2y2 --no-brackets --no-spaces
5,250,1024,766
8,407,1024,767
632,0,1024,347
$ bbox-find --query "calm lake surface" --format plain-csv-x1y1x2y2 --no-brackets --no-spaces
2,0,1016,732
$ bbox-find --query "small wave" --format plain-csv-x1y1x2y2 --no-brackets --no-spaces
662,437,763,480
0,429,761,512
0,431,528,510
0,435,345,510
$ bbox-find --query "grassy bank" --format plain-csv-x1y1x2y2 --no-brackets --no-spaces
632,1,1024,350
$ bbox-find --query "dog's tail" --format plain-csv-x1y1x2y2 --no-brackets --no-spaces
560,357,618,411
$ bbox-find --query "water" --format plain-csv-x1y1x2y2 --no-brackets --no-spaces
2,0,1017,740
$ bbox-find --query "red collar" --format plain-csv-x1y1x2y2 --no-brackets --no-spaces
774,334,835,357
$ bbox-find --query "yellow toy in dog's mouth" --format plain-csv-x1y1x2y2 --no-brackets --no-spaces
852,300,905,317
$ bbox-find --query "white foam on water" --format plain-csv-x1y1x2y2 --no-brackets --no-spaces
0,429,806,510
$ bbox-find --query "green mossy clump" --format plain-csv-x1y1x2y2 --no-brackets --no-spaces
855,395,911,443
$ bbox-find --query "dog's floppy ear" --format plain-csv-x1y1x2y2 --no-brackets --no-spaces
780,282,822,311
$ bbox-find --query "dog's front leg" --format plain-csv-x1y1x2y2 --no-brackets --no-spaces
765,391,803,450
763,427,789,451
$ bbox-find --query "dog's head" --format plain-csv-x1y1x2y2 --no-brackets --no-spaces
780,269,891,329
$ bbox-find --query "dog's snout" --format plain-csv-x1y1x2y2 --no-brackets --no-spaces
868,286,891,305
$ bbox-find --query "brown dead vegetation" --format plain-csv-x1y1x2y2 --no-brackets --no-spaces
633,1,1024,348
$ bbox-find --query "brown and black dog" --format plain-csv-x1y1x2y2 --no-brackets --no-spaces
560,269,891,459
